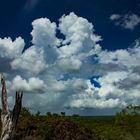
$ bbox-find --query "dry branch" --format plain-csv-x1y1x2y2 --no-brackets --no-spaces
0,74,23,140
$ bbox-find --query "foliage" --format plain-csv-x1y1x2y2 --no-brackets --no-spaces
115,105,140,140
1,106,140,140
20,107,32,118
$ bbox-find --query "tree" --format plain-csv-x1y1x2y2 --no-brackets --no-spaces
60,112,65,116
0,74,23,140
115,105,140,139
46,112,52,117
20,107,31,118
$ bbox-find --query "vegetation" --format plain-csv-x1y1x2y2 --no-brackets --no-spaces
0,105,140,140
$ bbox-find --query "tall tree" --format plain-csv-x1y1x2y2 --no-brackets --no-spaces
0,74,23,140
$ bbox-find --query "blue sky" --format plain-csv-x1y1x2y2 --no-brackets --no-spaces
0,0,140,50
0,0,140,115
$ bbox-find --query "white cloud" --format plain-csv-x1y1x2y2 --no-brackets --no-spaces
11,75,46,93
1,13,140,114
0,37,25,59
11,17,61,75
110,14,120,20
58,12,102,58
110,13,140,30
11,46,46,75
64,39,140,110
69,98,126,109
98,39,140,68
57,57,82,71
66,72,128,109
31,18,60,48
97,71,129,98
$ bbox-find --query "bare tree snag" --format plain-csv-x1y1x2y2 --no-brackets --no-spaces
0,74,23,140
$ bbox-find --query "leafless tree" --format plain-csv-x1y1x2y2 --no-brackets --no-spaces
0,74,23,140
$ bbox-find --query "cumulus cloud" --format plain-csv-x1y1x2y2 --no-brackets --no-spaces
69,98,125,109
58,12,102,58
0,37,25,59
110,13,140,30
98,39,140,68
31,18,60,48
11,75,46,93
0,37,25,74
1,12,140,114
11,46,46,75
11,18,61,75
57,57,82,71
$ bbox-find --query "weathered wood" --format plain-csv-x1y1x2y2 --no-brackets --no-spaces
1,74,9,114
0,74,23,140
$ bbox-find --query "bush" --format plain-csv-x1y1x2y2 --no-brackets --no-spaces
51,119,93,140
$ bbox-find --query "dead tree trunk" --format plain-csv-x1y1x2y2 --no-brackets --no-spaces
0,74,23,140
